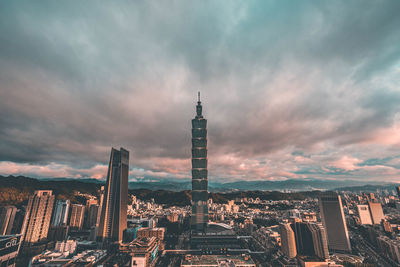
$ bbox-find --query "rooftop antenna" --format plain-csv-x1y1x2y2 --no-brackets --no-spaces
198,91,201,102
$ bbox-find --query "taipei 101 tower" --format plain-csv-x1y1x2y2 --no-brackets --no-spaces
191,92,208,232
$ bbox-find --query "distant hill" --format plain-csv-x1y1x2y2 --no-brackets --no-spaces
334,183,399,193
0,175,103,206
0,175,327,207
128,177,389,192
1,175,398,207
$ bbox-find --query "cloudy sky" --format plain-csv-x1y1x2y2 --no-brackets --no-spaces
1,1,400,183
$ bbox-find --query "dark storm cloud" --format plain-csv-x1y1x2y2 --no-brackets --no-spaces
1,0,400,181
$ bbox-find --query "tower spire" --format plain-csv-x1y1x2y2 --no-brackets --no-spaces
196,92,202,117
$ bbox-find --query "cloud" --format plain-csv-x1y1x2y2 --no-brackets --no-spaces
1,1,400,182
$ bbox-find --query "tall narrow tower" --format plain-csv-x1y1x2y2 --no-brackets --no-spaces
98,147,129,242
191,92,208,232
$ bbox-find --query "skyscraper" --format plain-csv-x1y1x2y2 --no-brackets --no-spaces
69,204,85,230
357,204,373,225
51,200,70,227
21,190,55,245
319,193,351,253
280,223,297,258
0,206,17,235
87,204,100,228
396,186,400,198
368,201,385,225
98,147,129,242
291,222,314,257
191,92,208,232
97,186,105,228
307,223,329,260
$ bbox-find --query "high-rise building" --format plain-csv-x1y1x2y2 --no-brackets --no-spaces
96,186,105,227
191,92,208,233
357,204,372,225
307,223,329,260
396,186,400,198
291,222,313,257
69,204,85,230
280,223,297,258
368,201,385,225
87,204,99,228
51,200,70,227
319,193,351,253
0,206,17,235
98,147,129,242
21,190,55,245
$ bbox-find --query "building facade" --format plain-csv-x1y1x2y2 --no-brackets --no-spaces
191,92,208,233
307,223,329,260
21,190,55,245
357,204,373,225
120,237,159,267
51,200,70,227
69,204,85,230
98,147,129,242
0,206,17,236
280,223,297,258
137,227,165,241
368,201,385,225
318,193,351,253
0,235,22,267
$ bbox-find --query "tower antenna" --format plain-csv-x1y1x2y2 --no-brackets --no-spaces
198,91,201,102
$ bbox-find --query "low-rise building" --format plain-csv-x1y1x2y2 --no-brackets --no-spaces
120,237,159,267
181,254,256,267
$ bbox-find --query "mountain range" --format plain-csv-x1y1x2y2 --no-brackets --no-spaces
1,175,395,192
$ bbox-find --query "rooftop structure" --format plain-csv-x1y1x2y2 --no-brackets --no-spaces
181,254,256,267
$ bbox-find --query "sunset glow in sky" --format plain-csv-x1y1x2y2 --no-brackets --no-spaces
1,1,400,182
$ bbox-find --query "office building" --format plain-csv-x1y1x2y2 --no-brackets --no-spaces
69,204,85,230
181,254,256,267
21,190,55,245
190,223,241,254
48,225,69,241
291,222,328,260
51,200,70,227
191,92,208,233
368,201,385,225
357,204,373,225
307,223,329,260
97,186,105,227
0,235,22,267
98,147,129,242
280,223,297,258
318,193,351,253
137,227,165,241
0,206,17,235
54,240,77,254
377,236,400,264
120,237,159,267
87,204,99,228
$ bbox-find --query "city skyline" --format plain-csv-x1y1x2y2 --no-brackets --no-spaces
1,1,400,183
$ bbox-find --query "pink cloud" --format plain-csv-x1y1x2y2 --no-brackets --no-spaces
328,155,362,171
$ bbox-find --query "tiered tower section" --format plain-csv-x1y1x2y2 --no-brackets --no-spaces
191,92,208,232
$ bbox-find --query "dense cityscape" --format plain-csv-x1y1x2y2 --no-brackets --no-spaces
1,1,400,267
1,97,400,267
